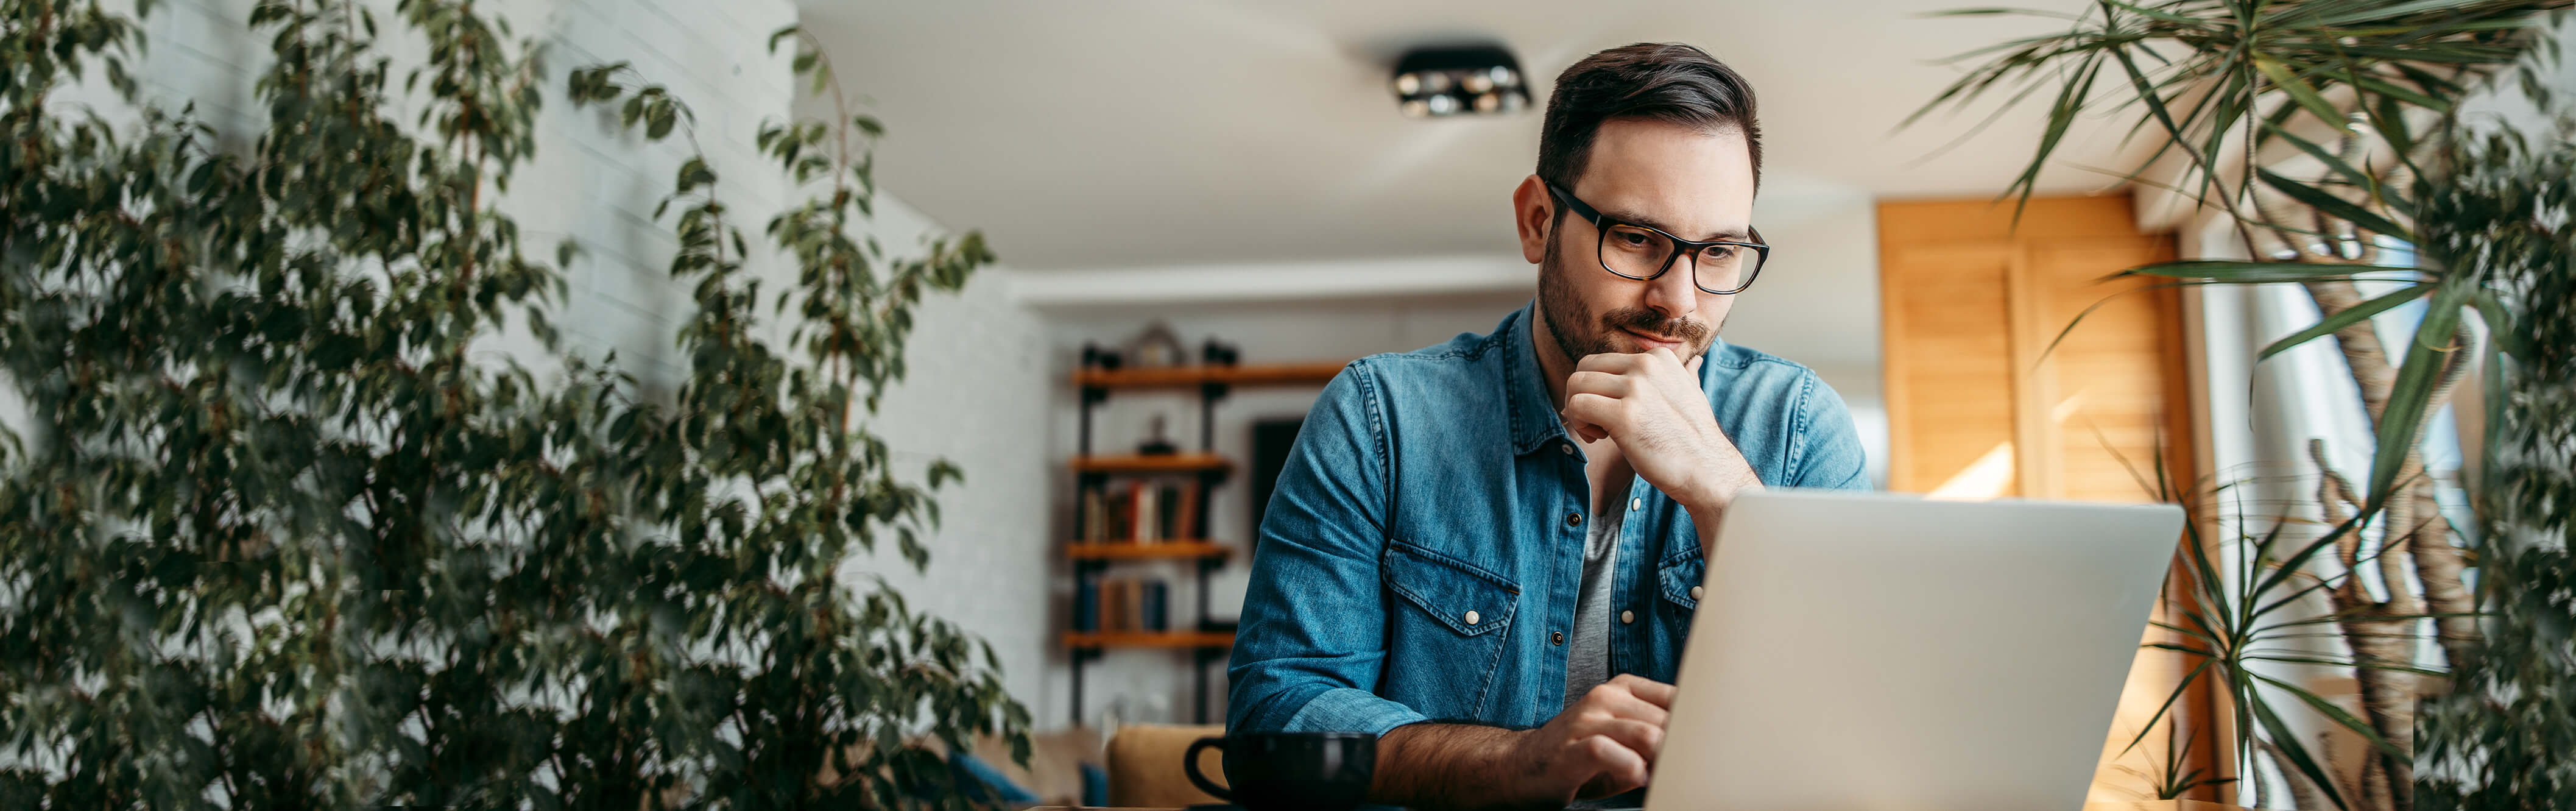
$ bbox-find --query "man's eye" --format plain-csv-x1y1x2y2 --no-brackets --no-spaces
1617,232,1651,247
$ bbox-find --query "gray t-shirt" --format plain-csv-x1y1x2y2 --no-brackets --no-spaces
1564,500,1625,709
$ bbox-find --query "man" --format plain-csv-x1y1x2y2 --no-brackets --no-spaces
1226,43,1869,809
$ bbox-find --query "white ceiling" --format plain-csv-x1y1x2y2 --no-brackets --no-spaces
797,0,2151,272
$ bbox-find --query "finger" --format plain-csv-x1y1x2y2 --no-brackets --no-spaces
1562,369,1632,400
1573,732,1654,798
1645,345,1681,367
1560,393,1624,439
1575,352,1643,374
1609,673,1679,709
1579,685,1671,729
1684,353,1703,375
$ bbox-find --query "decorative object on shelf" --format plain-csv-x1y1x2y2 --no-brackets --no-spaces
1125,322,1188,368
1202,338,1240,367
1391,44,1531,118
1081,342,1124,372
1138,413,1180,456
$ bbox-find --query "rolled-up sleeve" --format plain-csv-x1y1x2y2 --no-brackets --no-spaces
1226,360,1429,736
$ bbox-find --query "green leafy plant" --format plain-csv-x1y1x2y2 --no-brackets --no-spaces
0,1,1025,807
1911,1,2572,808
2413,124,2576,811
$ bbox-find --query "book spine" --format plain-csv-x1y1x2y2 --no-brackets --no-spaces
1080,486,1106,544
1136,483,1158,544
1073,578,1097,632
1175,481,1200,541
1154,486,1179,543
1108,485,1133,544
1142,579,1168,632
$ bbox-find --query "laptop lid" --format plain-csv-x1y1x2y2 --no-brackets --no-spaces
1644,489,2183,811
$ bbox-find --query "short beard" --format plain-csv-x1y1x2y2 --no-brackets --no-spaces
1536,225,1717,366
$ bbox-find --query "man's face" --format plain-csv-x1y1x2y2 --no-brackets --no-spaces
1525,118,1757,366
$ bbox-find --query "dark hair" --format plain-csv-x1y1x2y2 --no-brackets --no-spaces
1536,43,1762,205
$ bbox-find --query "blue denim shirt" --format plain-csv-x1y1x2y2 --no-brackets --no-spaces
1227,302,1869,736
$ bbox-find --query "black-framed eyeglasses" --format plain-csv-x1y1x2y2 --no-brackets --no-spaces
1545,180,1769,295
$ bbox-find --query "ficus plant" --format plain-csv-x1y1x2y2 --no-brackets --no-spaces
0,1,1027,808
1914,1,2572,809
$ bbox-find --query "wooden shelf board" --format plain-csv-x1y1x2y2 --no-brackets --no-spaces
1068,540,1232,560
1071,453,1232,474
1065,631,1235,649
1073,361,1349,390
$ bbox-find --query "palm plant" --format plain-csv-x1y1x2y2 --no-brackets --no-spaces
1911,1,2572,808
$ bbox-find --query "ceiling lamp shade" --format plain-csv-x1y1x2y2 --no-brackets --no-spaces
1392,44,1531,118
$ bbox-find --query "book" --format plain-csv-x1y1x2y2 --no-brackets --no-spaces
1171,481,1200,541
1157,484,1183,541
1142,579,1169,632
1080,486,1107,544
1135,482,1159,544
1098,578,1124,632
1072,578,1098,632
1106,485,1134,544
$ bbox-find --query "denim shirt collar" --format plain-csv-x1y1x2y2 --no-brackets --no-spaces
1499,300,1727,458
1500,302,1570,457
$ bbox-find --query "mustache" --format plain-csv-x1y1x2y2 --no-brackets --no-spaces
1600,307,1709,344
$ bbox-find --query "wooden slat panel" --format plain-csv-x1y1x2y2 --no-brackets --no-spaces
2027,237,2189,503
1880,241,2019,495
1876,196,2147,245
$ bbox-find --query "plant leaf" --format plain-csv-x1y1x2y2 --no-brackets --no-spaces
2259,283,2429,362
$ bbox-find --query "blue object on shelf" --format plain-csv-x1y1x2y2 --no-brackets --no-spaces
1073,578,1098,632
1142,579,1169,631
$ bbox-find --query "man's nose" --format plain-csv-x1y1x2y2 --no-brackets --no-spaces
1642,253,1700,322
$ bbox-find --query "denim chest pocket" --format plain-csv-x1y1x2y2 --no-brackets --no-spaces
1657,544,1706,615
1380,540,1520,718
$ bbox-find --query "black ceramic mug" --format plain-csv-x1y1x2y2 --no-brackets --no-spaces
1183,731,1377,811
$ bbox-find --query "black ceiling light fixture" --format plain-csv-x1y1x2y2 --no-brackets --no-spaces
1391,44,1531,118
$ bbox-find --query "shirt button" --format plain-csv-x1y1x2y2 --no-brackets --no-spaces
1463,610,1480,625
1620,610,1635,624
1690,586,1704,600
1551,631,1565,645
1559,442,1573,455
1565,512,1582,528
1629,497,1642,511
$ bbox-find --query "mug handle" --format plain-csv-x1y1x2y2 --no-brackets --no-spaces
1183,736,1233,801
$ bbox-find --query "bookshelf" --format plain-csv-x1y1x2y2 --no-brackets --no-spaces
1067,540,1232,561
1062,631,1238,649
1065,359,1350,726
1069,453,1233,475
1072,361,1347,390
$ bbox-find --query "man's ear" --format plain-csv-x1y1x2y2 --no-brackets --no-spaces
1511,175,1553,265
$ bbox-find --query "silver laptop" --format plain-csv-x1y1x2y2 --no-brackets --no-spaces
1644,489,2184,811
